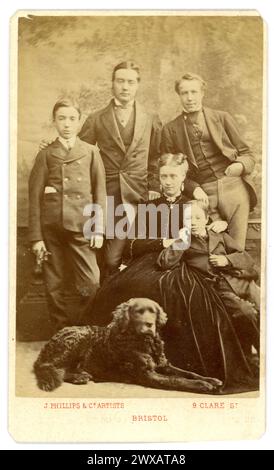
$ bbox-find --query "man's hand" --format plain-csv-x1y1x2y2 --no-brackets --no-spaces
148,190,161,201
209,254,229,267
225,162,243,177
193,187,209,206
39,139,53,151
208,220,228,233
90,235,104,249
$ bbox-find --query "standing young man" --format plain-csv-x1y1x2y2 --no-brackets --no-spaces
161,73,257,249
79,61,162,274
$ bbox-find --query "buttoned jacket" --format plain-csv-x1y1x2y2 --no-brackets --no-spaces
28,137,106,241
161,107,257,210
79,100,162,206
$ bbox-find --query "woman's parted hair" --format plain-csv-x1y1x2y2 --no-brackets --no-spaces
158,153,189,173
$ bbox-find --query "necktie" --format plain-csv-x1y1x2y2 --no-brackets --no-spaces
114,104,133,127
183,111,203,138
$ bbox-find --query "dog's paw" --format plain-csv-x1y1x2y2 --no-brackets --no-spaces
65,371,93,385
39,381,57,392
72,371,93,384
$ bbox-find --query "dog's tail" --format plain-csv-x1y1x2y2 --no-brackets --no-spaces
33,362,65,391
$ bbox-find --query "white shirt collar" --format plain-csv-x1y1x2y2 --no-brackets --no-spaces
163,190,182,202
58,136,77,150
114,98,135,109
182,106,203,114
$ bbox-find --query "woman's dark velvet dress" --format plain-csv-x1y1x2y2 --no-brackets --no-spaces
92,194,258,393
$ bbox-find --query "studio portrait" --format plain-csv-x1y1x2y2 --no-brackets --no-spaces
14,12,264,403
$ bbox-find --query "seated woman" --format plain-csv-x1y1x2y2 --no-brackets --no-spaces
91,153,258,393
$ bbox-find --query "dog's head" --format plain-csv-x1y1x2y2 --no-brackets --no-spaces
111,298,167,336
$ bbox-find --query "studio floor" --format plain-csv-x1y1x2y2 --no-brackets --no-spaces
15,341,258,399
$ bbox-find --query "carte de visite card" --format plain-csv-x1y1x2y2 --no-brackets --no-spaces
9,10,266,442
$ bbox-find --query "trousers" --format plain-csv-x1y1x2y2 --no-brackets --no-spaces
103,199,137,275
42,224,100,332
201,176,250,250
218,277,260,354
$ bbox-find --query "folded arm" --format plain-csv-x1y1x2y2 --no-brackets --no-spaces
222,232,256,270
157,243,185,270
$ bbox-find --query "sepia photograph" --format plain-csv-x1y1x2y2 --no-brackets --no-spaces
9,10,266,442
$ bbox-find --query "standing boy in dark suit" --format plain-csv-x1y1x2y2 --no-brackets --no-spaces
161,73,257,249
29,98,106,332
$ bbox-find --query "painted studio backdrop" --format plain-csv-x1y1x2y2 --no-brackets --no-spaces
16,14,264,338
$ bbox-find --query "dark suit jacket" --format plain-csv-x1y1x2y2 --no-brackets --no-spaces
79,100,162,206
161,107,257,210
29,137,106,241
158,230,257,295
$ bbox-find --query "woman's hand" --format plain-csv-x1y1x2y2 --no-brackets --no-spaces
209,254,229,267
208,220,228,233
90,235,104,249
163,233,190,251
193,187,209,206
162,238,176,248
179,227,191,247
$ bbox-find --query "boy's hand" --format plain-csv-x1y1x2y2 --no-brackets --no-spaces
148,191,161,201
209,254,229,267
193,187,209,206
90,235,104,249
208,220,228,233
32,240,47,256
39,139,53,151
225,162,243,177
31,241,51,263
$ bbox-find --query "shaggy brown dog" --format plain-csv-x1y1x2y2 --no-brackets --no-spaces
34,298,222,393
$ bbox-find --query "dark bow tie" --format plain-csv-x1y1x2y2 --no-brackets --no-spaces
114,102,133,110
